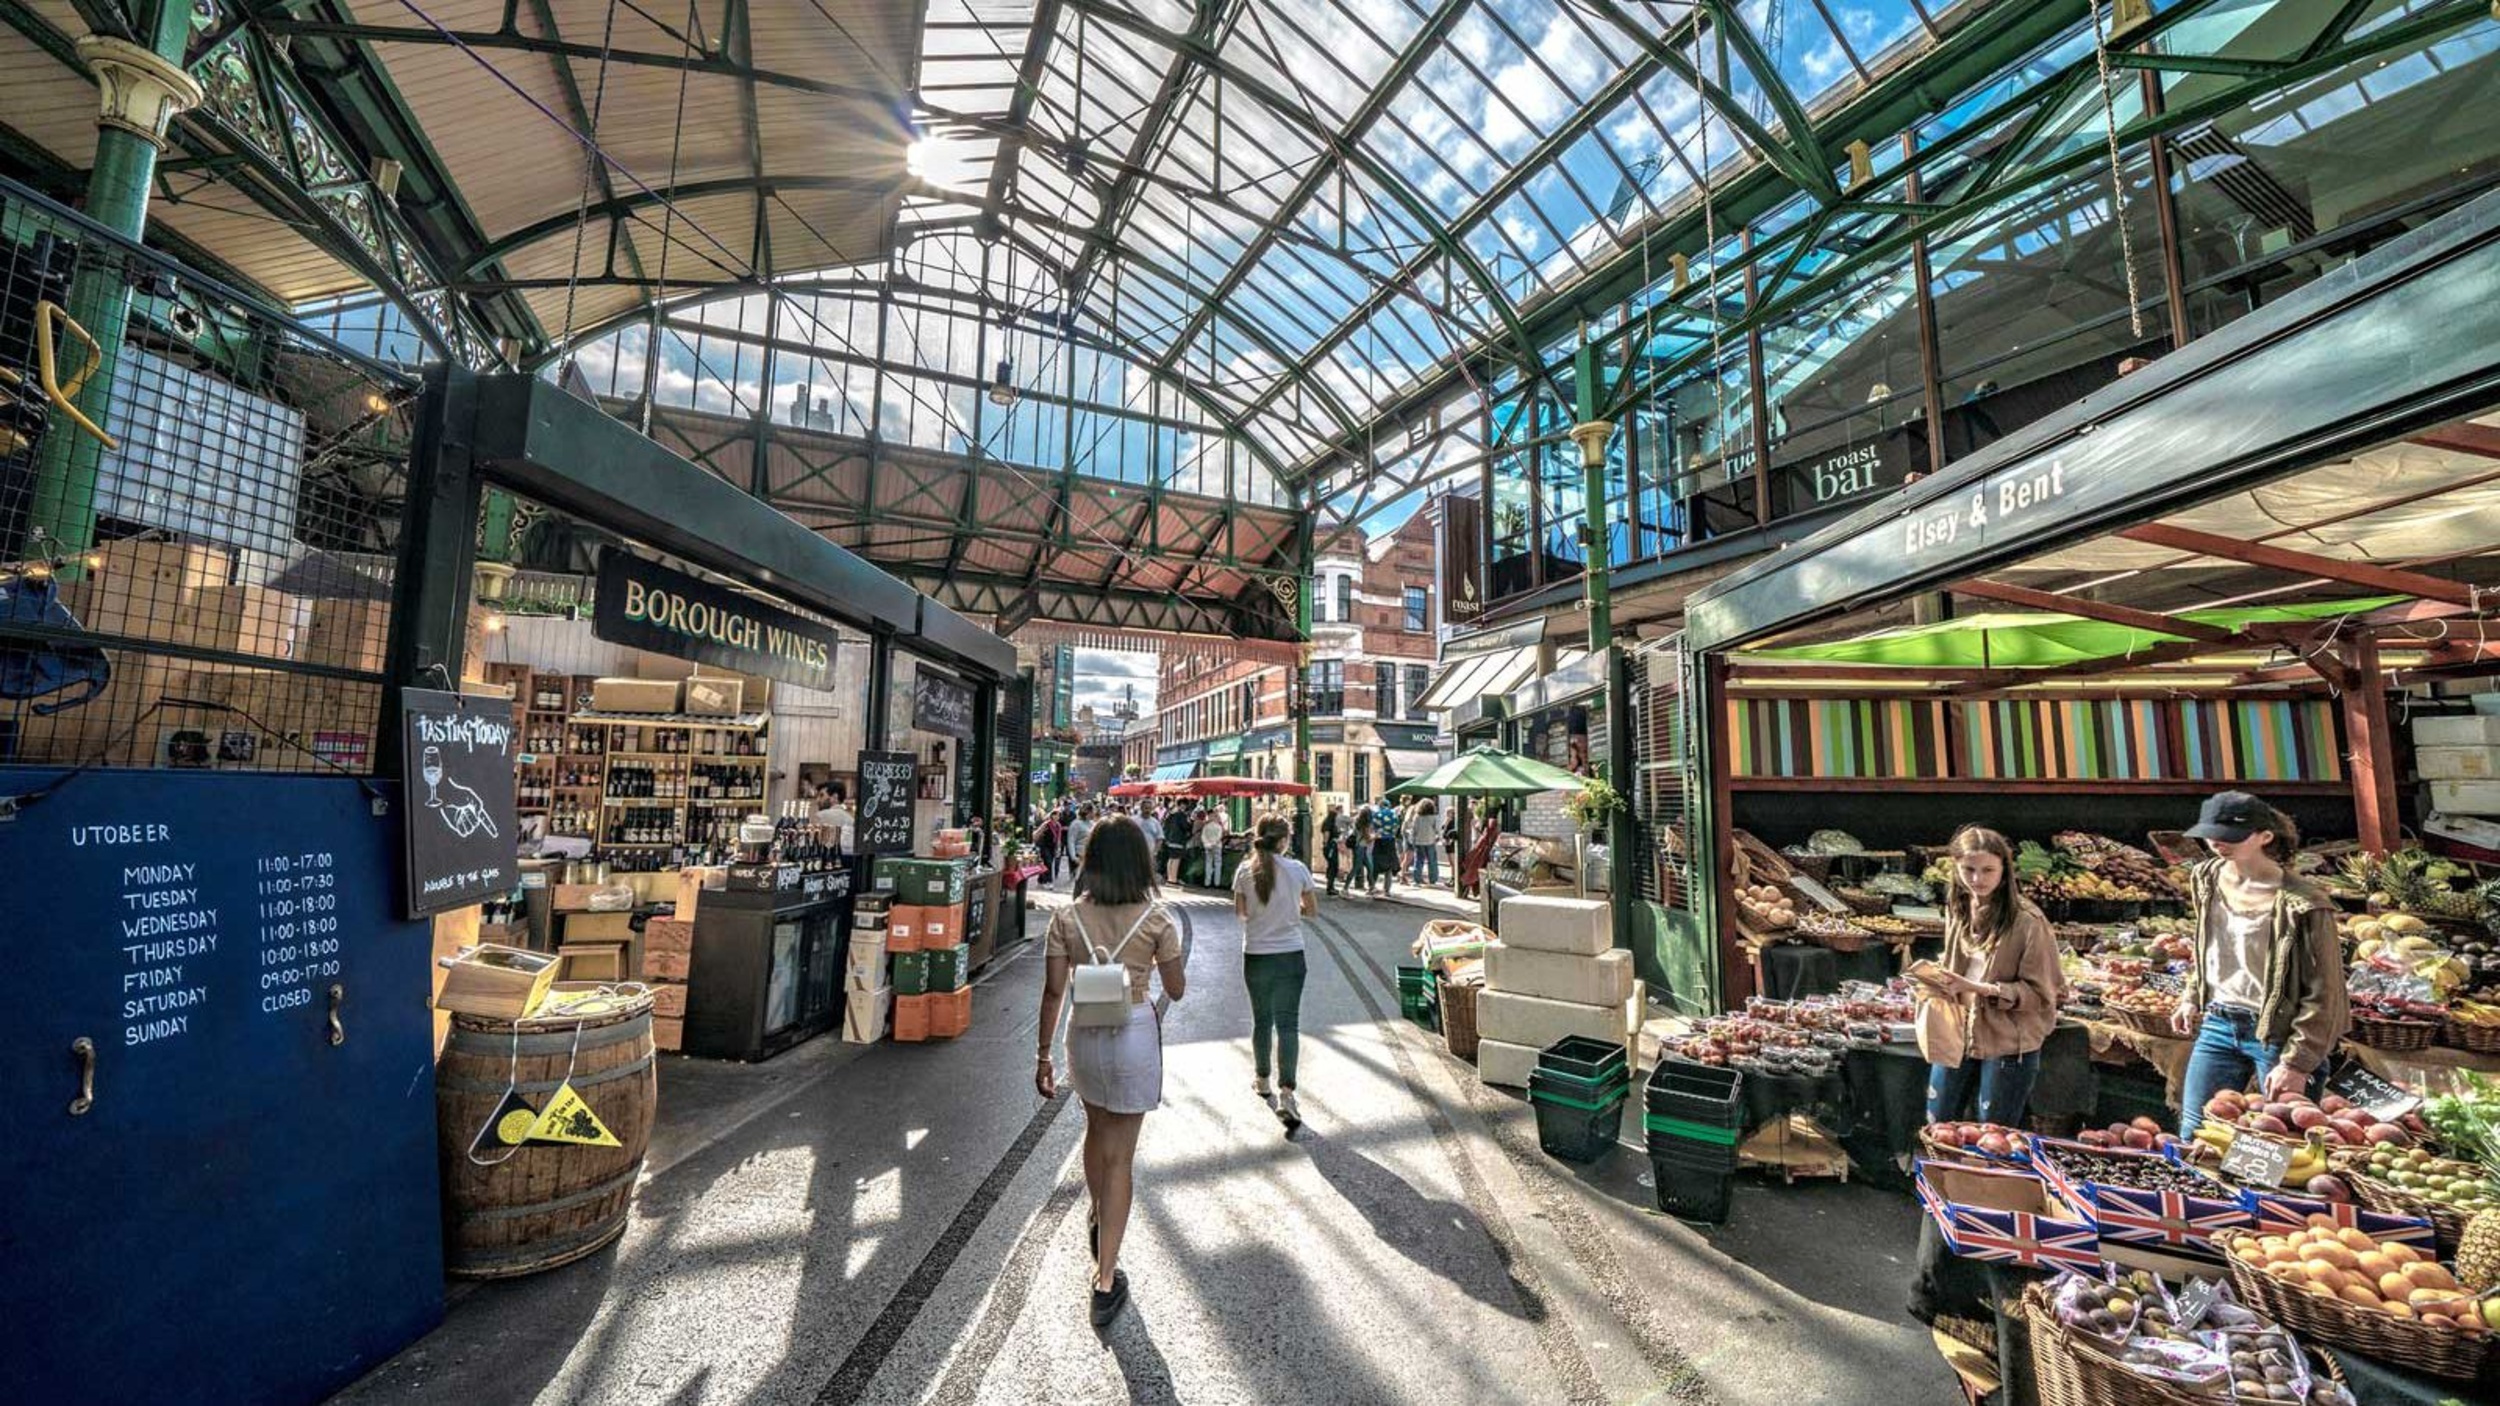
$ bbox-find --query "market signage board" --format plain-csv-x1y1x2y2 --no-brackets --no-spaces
1438,493,1485,625
2325,1061,2421,1121
1788,435,1910,506
912,671,974,737
856,750,917,855
402,687,518,918
594,552,837,691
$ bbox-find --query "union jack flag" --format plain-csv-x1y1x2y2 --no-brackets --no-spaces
2246,1192,2434,1247
2087,1186,2252,1253
1916,1163,2101,1271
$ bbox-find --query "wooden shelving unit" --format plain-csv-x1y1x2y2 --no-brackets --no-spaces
481,674,776,854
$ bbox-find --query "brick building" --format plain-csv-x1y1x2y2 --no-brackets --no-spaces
1153,510,1442,809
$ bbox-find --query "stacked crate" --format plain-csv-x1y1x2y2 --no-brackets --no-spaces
845,896,892,1043
2417,712,2500,814
642,917,693,1051
1472,896,1632,1089
884,858,976,1041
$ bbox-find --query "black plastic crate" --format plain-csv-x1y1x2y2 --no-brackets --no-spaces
1644,1058,1745,1128
1529,1083,1627,1164
1527,1065,1631,1105
1649,1151,1734,1222
1537,1036,1628,1083
1644,1116,1742,1172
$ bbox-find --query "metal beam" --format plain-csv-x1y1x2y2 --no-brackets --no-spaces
460,174,904,276
1947,578,2234,642
2114,524,2481,607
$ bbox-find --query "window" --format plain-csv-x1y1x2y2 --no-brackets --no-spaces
1374,662,1396,719
1403,585,1428,632
1335,575,1353,623
1405,664,1430,721
1354,752,1370,804
1315,752,1335,792
1241,680,1256,724
1308,660,1344,715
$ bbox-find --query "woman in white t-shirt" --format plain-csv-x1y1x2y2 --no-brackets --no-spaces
1231,815,1318,1130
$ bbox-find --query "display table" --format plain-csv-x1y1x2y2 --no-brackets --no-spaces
683,870,853,1061
1754,939,1901,998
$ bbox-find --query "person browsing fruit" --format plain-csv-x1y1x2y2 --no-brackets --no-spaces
1921,825,2063,1128
2171,792,2350,1139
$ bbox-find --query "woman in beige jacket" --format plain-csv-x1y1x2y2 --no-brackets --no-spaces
1924,826,2063,1127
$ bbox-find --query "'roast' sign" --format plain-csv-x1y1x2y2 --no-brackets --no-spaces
594,553,837,691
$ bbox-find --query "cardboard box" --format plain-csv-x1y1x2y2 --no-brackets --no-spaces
561,910,635,943
1496,895,1612,956
844,986,891,1043
2242,1189,2435,1246
2026,1136,2250,1258
648,982,688,1019
174,585,308,660
1916,1162,2100,1271
2430,778,2500,816
671,868,723,924
552,884,604,912
642,918,695,956
682,674,744,715
929,985,971,1038
653,1015,685,1052
1475,989,1625,1051
557,942,627,983
642,944,691,981
845,932,888,988
891,951,932,996
924,943,969,993
1476,1038,1541,1090
2417,746,2500,780
2414,713,2500,746
299,598,390,673
434,944,560,1020
886,857,971,906
592,676,680,714
893,993,931,1042
884,908,922,953
75,540,232,642
918,903,964,946
1485,943,1633,1006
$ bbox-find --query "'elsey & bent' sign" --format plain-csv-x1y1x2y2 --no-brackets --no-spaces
594,553,837,690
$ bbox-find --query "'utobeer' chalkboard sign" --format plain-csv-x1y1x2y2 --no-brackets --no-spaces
403,688,518,916
856,750,917,855
911,671,973,737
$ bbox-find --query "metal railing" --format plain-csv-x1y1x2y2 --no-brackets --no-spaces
0,177,416,774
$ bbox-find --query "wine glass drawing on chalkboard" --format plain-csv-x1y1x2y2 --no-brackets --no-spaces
424,744,501,840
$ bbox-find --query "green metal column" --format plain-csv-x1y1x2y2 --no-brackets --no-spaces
477,490,518,563
23,7,201,561
1569,333,1614,652
1292,521,1314,863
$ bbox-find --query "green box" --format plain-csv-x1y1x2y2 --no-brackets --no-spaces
890,950,932,997
924,943,970,992
885,857,970,906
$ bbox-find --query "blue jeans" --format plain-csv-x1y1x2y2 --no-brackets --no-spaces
1408,844,1441,884
1927,1048,2042,1127
2178,1005,2297,1139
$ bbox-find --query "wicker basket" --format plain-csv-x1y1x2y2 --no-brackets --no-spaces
2346,1011,2441,1052
1834,887,1893,917
1778,850,1831,883
1439,976,1482,1061
2098,1001,2180,1041
2018,1283,2220,1406
2438,1014,2500,1055
2331,1155,2474,1255
2210,1229,2493,1381
1800,921,1875,954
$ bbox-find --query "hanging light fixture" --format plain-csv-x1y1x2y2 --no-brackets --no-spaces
988,357,1019,408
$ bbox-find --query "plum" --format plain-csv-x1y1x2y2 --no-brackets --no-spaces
2130,1116,2162,1134
2290,1106,2330,1131
2319,1094,2351,1115
2249,1114,2291,1135
2121,1128,2156,1150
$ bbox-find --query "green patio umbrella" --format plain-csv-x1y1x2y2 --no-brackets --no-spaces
1384,744,1584,799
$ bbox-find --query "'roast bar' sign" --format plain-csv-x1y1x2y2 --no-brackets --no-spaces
595,553,836,691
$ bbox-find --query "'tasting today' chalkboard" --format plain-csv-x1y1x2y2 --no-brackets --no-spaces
403,688,518,917
856,750,917,856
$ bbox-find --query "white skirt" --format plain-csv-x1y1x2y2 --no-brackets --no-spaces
1068,1000,1163,1114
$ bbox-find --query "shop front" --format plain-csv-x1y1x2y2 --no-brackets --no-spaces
1639,186,2500,1399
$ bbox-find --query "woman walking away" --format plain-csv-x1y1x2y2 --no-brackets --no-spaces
1370,800,1401,898
1348,806,1376,894
1233,816,1318,1131
1319,802,1347,896
1037,817,1186,1327
1917,826,2061,1129
2172,792,2348,1138
1405,799,1444,886
1036,810,1065,886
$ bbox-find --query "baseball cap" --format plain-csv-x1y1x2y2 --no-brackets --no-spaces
2183,791,2271,843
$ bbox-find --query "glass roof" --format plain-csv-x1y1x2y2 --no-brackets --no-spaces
908,0,1966,484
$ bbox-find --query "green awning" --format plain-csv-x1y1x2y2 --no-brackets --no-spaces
1205,738,1243,761
1150,761,1199,782
1383,745,1584,799
1746,597,2400,670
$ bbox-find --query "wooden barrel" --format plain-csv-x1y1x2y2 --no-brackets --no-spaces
436,985,658,1278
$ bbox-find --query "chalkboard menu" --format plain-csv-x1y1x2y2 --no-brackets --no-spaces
402,688,518,917
856,750,917,855
912,671,974,737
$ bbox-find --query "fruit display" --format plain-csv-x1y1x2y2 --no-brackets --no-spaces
1666,990,1913,1070
2103,986,2181,1024
2029,868,2161,904
2037,1139,2221,1195
2053,830,2184,898
2074,1116,2174,1152
1925,1121,2025,1159
2227,1222,2489,1332
1849,912,1917,938
2202,1091,2418,1151
2344,1144,2500,1217
2348,913,2475,998
1794,908,1864,941
2211,1325,2317,1402
2363,848,2481,921
1735,882,1796,930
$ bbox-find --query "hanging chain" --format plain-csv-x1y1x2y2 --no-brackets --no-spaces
557,0,624,348
2089,0,2147,340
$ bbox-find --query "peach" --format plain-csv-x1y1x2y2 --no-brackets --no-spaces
2336,1227,2376,1252
2355,1251,2396,1281
2404,1262,2460,1292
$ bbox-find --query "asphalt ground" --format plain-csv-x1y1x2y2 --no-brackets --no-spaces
333,884,1952,1405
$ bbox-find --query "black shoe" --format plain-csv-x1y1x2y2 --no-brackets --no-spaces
1090,1269,1129,1327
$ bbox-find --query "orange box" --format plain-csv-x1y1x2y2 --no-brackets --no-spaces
642,945,691,981
643,918,695,956
919,902,965,946
929,986,972,1039
893,993,932,1042
648,982,688,1019
885,904,927,953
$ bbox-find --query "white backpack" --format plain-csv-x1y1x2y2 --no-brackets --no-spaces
1069,904,1158,1027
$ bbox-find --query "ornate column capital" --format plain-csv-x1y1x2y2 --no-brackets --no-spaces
78,36,204,148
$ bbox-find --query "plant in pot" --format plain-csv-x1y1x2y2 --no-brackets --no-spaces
1564,778,1624,839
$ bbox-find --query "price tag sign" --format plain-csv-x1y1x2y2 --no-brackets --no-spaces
2325,1062,2421,1122
2171,1278,2224,1332
2219,1133,2296,1188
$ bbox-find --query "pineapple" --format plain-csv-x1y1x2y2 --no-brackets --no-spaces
2462,1208,2500,1294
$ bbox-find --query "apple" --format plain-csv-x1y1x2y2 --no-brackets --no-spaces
2121,1128,2155,1150
1930,1124,1964,1147
1978,1132,2014,1156
2130,1115,2161,1134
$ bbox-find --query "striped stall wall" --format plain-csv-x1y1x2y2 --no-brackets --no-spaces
1729,697,2342,784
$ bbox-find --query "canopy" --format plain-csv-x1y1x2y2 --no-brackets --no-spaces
1744,598,2401,670
1148,761,1199,782
1382,745,1584,800
1107,780,1157,797
1156,777,1311,799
